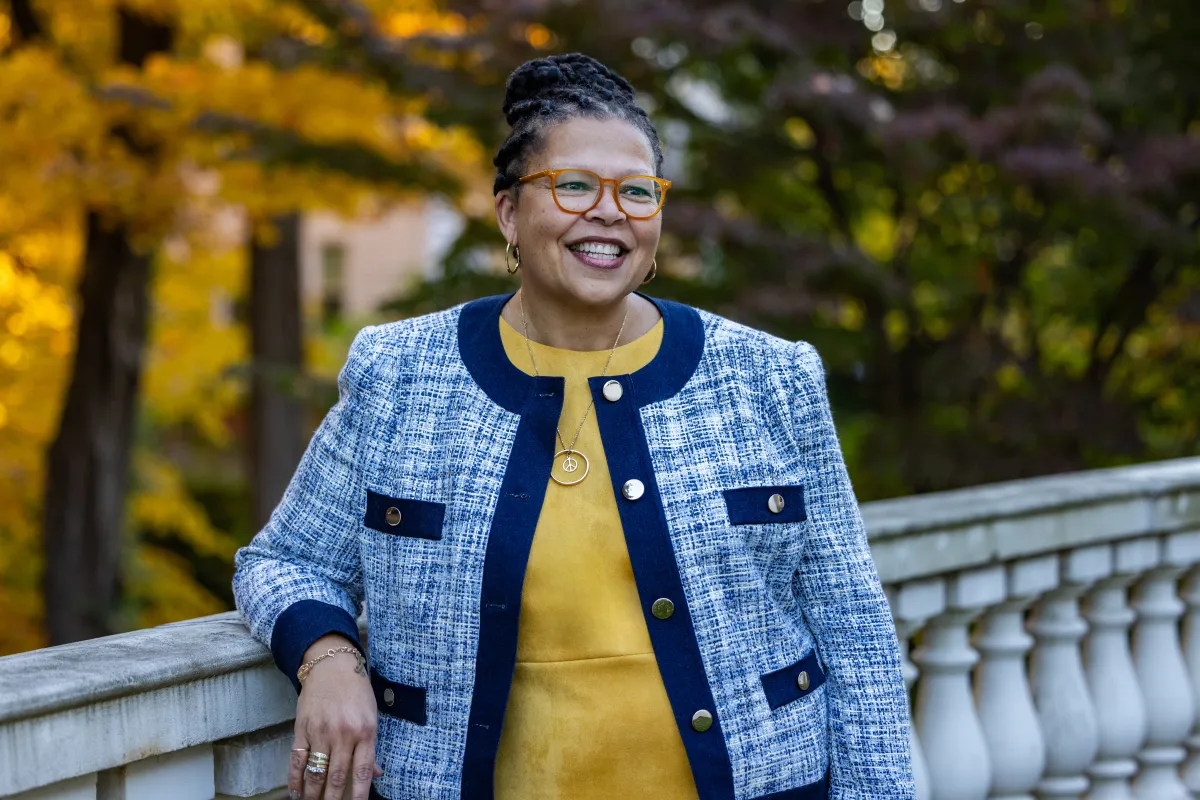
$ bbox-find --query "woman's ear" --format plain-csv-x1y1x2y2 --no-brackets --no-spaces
495,189,519,246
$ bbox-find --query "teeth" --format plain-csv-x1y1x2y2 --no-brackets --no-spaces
569,242,622,258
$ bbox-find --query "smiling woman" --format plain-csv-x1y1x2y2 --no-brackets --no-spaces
232,52,914,800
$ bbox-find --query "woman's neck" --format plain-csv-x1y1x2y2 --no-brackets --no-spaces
502,286,660,352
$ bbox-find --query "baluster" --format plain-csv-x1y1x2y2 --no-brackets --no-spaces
890,580,947,800
914,566,1005,800
1131,531,1200,800
1031,544,1110,800
977,555,1058,800
1083,539,1154,800
1180,565,1200,792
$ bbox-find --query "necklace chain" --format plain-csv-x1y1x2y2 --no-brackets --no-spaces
518,290,629,478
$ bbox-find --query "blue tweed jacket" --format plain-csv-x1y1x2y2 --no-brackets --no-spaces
233,292,914,800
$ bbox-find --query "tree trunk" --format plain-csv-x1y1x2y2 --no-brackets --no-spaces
249,214,307,530
42,213,152,644
40,7,173,645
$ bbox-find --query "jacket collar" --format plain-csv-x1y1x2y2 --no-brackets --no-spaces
458,291,704,414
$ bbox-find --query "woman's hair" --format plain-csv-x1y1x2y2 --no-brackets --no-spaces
492,53,664,195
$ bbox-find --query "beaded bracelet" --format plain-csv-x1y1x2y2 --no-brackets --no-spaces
297,646,367,685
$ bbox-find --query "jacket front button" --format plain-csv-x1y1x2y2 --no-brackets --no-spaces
383,688,395,706
651,598,675,619
602,379,623,402
767,493,785,514
797,670,810,691
691,709,713,732
622,479,645,501
385,507,402,526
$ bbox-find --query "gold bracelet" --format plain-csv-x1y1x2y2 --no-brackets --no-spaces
297,646,366,685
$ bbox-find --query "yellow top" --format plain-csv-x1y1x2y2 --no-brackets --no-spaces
493,310,699,800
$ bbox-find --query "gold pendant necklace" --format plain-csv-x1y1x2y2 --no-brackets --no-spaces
518,290,629,487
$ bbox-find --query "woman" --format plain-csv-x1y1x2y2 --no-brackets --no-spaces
234,53,913,800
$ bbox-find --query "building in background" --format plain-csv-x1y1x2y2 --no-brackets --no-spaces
300,196,464,320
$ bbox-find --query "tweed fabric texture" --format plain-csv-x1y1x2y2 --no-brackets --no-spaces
232,296,914,800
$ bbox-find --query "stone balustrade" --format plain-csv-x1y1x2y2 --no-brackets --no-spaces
2,457,1198,799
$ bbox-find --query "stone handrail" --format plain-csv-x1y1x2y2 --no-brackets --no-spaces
2,457,1199,799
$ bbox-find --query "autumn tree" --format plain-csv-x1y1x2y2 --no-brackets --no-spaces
0,0,486,650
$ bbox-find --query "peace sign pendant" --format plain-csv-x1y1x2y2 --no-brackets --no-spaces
551,448,590,486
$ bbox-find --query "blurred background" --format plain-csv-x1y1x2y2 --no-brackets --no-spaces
0,0,1196,656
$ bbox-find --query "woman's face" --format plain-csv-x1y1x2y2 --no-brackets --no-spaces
495,116,662,309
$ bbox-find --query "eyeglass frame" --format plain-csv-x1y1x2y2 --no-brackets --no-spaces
516,168,673,220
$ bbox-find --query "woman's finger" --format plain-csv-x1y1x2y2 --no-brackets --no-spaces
320,742,353,800
300,740,330,800
349,736,380,800
288,729,309,800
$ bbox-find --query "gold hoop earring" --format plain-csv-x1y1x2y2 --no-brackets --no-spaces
506,243,521,274
641,258,657,285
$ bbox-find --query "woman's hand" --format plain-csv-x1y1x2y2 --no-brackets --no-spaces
289,634,383,800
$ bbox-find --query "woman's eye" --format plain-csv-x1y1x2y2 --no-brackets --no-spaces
621,185,654,200
557,181,592,192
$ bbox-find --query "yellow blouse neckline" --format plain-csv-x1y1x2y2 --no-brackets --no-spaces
499,312,664,377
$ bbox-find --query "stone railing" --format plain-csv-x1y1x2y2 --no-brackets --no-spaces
866,457,1200,800
2,457,1199,799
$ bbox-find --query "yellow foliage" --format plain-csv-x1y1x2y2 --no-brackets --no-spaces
0,0,487,652
125,546,228,630
0,223,79,655
995,362,1025,392
143,244,247,445
130,452,240,563
884,308,909,349
854,209,897,262
858,52,907,90
783,117,816,150
384,9,469,39
523,23,555,49
837,298,865,331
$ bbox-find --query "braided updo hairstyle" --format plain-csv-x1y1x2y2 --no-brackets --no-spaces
492,53,664,195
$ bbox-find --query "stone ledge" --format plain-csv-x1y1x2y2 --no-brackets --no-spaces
862,456,1200,540
0,613,266,724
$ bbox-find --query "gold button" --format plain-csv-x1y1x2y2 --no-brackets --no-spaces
768,493,785,514
385,507,402,526
797,670,810,691
383,688,395,706
602,379,624,402
622,479,645,501
651,598,675,620
691,709,713,732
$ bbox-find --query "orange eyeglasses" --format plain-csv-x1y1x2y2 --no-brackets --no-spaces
517,168,672,219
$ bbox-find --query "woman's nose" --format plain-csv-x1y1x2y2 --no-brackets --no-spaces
585,183,626,224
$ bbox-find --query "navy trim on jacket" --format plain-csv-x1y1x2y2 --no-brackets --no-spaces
271,599,363,694
458,373,563,798
456,291,703,412
455,292,730,799
591,370,736,798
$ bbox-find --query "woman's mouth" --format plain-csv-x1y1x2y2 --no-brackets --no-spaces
567,240,628,270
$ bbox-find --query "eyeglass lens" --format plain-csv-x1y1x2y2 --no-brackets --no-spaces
551,170,663,216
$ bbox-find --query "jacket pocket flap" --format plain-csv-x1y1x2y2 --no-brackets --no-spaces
760,649,825,711
369,667,427,725
723,485,806,525
364,490,445,540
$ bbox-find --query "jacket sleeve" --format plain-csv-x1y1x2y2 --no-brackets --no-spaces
789,340,915,798
232,325,380,693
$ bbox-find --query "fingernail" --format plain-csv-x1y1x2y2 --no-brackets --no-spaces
289,792,301,800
